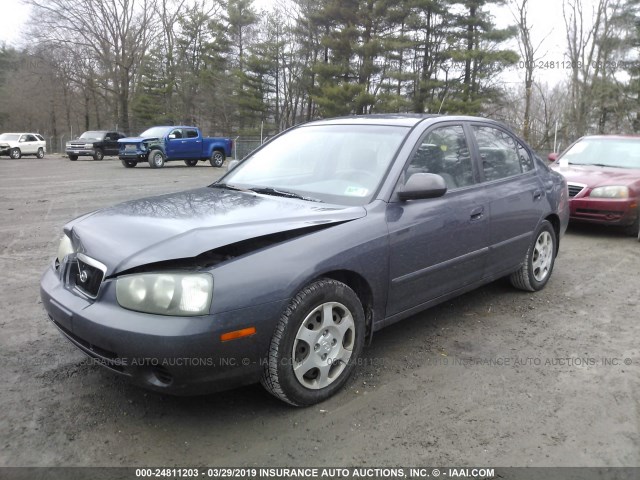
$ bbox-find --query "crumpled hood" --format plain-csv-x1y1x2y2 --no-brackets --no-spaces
552,164,640,190
118,136,159,144
65,187,366,275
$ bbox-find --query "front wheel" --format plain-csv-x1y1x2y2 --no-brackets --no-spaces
36,148,44,159
148,150,165,168
121,160,137,168
93,149,104,161
184,159,198,167
69,155,78,161
624,212,639,238
10,148,21,159
209,150,225,167
261,278,365,406
510,220,557,292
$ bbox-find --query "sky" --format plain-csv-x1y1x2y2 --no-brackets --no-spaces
0,0,594,87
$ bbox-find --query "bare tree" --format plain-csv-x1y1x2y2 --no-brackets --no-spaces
27,0,160,133
510,0,547,142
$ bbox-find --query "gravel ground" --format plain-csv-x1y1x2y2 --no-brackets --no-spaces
0,154,638,468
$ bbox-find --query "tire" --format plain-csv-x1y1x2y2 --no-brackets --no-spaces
93,149,104,161
10,148,21,159
36,148,44,159
184,159,198,167
69,155,78,161
261,278,365,406
510,220,557,292
209,150,225,168
121,160,137,168
624,212,639,237
148,150,165,168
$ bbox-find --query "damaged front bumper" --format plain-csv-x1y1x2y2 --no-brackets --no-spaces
40,260,285,395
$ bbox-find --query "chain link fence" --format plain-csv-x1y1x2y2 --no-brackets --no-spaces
233,136,270,160
37,134,270,159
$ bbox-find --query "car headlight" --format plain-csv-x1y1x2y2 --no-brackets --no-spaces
84,143,94,149
590,186,629,198
65,143,72,148
116,273,213,316
56,235,74,263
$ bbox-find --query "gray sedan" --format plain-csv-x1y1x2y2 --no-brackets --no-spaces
40,115,569,406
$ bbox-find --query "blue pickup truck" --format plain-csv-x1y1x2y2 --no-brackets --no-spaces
118,126,233,168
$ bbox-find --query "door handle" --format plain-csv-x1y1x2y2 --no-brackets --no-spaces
470,206,485,221
533,189,543,200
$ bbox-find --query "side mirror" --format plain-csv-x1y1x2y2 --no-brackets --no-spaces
168,134,176,140
227,159,240,171
398,173,447,201
548,153,558,162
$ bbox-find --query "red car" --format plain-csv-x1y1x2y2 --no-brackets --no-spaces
549,135,640,240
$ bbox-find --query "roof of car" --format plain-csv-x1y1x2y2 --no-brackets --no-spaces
305,114,504,128
580,135,640,139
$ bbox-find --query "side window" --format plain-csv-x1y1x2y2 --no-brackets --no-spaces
407,125,475,190
169,129,183,139
25,135,36,142
472,125,529,181
185,129,198,138
518,143,534,172
35,134,44,141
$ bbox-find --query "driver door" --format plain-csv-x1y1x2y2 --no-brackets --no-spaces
386,123,489,317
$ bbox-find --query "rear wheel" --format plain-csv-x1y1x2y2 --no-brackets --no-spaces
184,159,198,167
10,148,21,159
510,220,556,292
121,160,137,168
261,278,365,406
93,149,104,161
148,150,165,168
68,155,78,161
36,148,44,159
209,150,225,167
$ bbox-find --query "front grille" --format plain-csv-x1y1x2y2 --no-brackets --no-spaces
568,183,586,197
74,254,106,298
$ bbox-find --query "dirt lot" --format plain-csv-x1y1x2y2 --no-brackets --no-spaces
0,154,638,468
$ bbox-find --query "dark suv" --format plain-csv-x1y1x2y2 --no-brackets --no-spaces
66,131,126,161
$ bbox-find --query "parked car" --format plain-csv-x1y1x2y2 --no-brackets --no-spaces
0,133,46,159
66,130,127,161
41,114,568,406
117,126,233,168
549,135,640,239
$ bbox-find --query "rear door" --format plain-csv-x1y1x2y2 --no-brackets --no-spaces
468,122,545,276
386,123,489,317
182,128,203,158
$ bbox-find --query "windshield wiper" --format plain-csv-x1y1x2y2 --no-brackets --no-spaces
249,187,323,202
209,183,253,193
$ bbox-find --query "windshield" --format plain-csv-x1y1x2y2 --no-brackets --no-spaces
561,137,640,169
219,124,409,206
79,131,105,140
139,127,172,138
0,134,20,141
